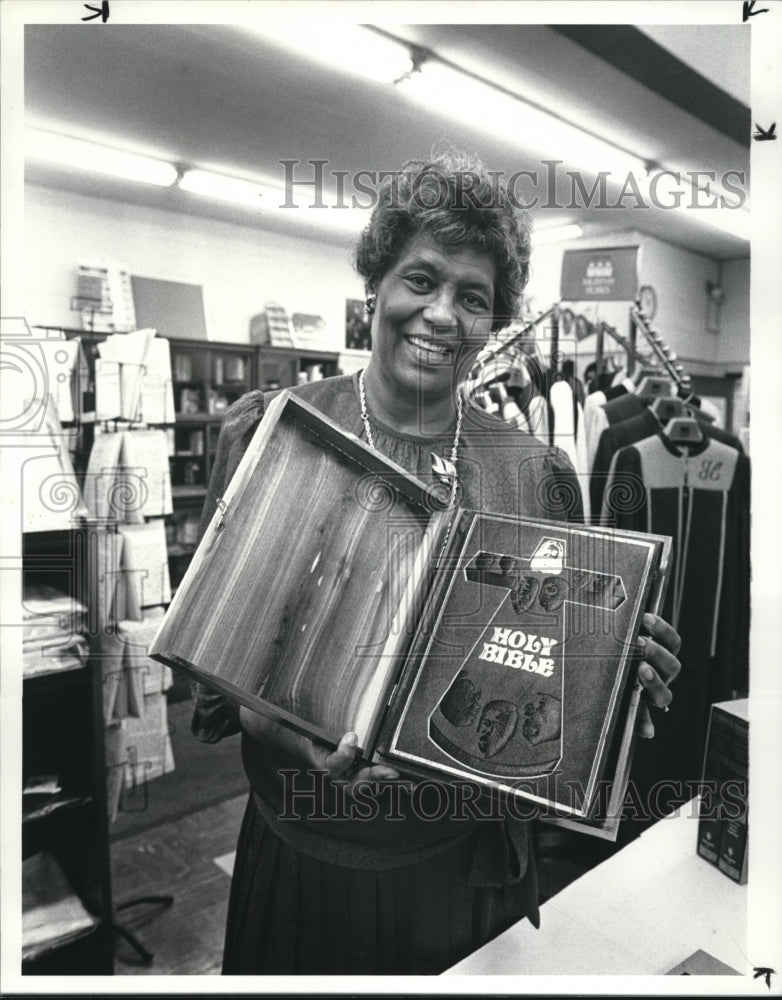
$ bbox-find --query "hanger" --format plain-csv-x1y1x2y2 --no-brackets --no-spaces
663,406,704,445
635,376,675,403
650,395,687,423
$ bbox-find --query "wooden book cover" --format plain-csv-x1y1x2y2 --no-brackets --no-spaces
149,391,448,753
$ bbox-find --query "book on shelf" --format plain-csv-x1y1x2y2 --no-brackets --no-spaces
10,394,90,533
250,301,296,347
84,428,172,520
150,391,671,832
22,851,98,962
697,698,748,884
95,328,156,422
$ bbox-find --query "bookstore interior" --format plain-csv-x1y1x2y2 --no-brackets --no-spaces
6,14,771,984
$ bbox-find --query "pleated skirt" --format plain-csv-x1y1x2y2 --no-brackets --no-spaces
222,793,533,975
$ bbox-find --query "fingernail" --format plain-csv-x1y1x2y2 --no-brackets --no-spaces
643,613,656,629
636,637,647,654
640,663,654,682
345,732,357,747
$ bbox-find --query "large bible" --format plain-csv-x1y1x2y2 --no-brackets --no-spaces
150,391,670,832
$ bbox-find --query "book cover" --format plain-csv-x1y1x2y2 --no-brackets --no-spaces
381,512,664,817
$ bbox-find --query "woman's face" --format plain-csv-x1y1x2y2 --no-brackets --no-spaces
370,233,495,401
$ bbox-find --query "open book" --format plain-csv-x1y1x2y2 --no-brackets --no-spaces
150,391,670,831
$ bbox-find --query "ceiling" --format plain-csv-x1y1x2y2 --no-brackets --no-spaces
24,21,751,260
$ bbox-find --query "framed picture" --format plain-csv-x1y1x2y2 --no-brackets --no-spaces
345,298,372,351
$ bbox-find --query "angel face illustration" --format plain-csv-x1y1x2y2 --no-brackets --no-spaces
539,576,568,612
477,700,519,757
439,672,482,727
521,693,562,745
510,572,540,614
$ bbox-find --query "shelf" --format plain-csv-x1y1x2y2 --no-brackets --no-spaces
172,484,207,499
174,413,219,424
167,542,198,558
23,792,92,825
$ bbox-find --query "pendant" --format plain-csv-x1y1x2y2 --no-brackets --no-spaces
431,451,457,487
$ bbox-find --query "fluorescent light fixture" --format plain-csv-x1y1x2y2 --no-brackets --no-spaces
243,22,413,84
178,168,369,234
178,168,274,207
532,223,583,245
26,127,177,187
397,62,648,180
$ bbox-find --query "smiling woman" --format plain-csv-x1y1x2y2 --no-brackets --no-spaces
190,148,682,976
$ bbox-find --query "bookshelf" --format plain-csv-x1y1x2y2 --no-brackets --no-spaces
22,526,114,975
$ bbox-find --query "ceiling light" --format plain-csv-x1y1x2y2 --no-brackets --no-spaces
532,224,584,245
26,127,177,187
397,62,648,180
178,168,274,207
243,22,413,84
178,168,369,234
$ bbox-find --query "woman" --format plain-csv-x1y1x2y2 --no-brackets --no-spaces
192,151,681,975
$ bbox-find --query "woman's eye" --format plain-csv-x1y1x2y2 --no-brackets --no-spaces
463,293,490,311
406,274,432,290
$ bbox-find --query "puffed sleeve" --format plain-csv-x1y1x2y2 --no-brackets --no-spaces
190,391,266,743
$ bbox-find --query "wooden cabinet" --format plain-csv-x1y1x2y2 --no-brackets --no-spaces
255,345,340,391
22,526,114,975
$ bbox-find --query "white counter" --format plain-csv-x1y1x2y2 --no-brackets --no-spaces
447,801,749,977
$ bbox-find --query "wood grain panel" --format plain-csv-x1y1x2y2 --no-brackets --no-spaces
150,393,446,752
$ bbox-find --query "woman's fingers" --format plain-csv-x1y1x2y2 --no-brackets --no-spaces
638,661,673,711
639,635,681,685
636,703,655,739
315,732,358,777
642,612,682,656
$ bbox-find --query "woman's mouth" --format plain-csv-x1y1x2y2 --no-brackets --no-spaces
404,334,454,363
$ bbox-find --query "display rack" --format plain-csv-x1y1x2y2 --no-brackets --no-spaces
22,525,114,975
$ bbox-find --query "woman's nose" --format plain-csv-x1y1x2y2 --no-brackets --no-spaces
423,290,458,330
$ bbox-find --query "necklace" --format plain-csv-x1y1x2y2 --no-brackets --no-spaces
359,368,463,507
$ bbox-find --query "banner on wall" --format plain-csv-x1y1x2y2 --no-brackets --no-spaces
560,246,639,302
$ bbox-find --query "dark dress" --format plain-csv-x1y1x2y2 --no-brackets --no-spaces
191,373,582,975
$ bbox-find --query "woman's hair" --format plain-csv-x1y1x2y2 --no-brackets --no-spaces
354,149,532,332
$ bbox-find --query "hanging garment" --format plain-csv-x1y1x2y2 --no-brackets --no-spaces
548,376,590,521
590,409,745,523
583,390,607,473
601,432,750,804
602,432,750,695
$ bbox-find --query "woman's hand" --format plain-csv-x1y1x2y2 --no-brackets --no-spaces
306,732,400,796
635,612,682,738
239,707,399,794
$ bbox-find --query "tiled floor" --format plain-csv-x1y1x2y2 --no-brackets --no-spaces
111,794,245,975
108,791,616,975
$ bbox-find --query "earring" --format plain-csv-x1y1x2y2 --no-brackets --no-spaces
364,294,377,318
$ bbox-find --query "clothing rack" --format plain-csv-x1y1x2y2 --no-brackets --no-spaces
629,302,691,393
470,304,559,375
595,321,648,375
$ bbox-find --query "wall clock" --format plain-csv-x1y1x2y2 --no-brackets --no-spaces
638,284,657,320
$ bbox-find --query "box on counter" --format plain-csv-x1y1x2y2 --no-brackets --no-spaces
150,391,671,832
697,698,748,884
